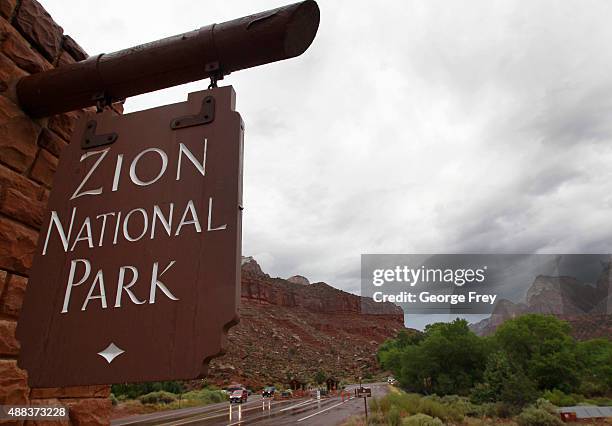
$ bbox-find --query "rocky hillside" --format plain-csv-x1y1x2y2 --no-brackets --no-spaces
205,258,407,389
471,264,611,339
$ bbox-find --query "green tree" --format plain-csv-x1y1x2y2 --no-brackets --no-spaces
379,319,488,395
494,315,579,392
575,338,612,395
377,313,608,407
378,330,423,373
471,351,538,407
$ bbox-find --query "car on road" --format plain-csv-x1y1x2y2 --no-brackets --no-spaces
229,389,248,404
262,386,276,398
225,384,245,394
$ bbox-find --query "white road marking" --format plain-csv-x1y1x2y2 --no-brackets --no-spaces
162,404,249,426
165,399,293,426
296,397,355,422
279,399,315,412
113,398,263,425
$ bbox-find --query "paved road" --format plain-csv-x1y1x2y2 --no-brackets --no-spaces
111,396,264,426
112,383,389,426
266,383,388,426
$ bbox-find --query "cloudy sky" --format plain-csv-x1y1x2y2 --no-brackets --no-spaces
43,1,612,328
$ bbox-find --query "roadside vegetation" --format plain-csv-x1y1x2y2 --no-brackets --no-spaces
110,381,227,414
344,388,565,425
355,314,612,425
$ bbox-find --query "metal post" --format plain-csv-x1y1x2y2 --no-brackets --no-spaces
16,1,319,118
262,397,271,411
364,396,368,421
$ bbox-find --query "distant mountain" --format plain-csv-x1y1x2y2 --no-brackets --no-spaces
470,263,611,340
205,257,410,388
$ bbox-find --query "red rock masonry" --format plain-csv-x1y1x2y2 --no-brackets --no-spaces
0,0,122,424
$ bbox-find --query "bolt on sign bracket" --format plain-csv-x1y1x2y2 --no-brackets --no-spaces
81,120,118,149
170,95,215,130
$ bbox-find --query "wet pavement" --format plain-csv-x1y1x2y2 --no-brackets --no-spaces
112,383,389,426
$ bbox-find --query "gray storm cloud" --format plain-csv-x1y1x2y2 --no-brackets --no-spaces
43,0,612,328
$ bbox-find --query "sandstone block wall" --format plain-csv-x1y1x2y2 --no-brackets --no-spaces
0,1,121,424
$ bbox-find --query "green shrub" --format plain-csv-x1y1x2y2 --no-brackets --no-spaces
471,383,495,404
373,391,468,422
516,407,563,426
402,414,444,426
440,395,479,416
138,391,177,404
587,396,612,406
541,389,578,407
463,419,496,426
469,400,517,419
491,402,518,418
390,393,421,415
387,406,401,426
112,381,184,399
182,389,226,404
418,397,463,422
474,402,498,418
366,411,385,425
578,380,608,397
373,392,420,416
110,393,118,406
369,397,380,413
534,398,557,414
417,398,447,420
344,416,366,426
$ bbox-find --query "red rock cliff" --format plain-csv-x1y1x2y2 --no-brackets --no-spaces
207,258,408,388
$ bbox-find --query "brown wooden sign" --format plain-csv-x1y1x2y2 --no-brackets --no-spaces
16,86,243,387
357,388,372,397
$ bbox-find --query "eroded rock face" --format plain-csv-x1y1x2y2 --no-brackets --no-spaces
241,256,267,276
241,270,402,316
471,268,611,338
288,275,310,285
526,275,603,315
207,258,409,388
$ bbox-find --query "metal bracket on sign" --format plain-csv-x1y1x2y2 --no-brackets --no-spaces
204,61,228,89
170,95,215,130
81,120,118,149
92,91,113,113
